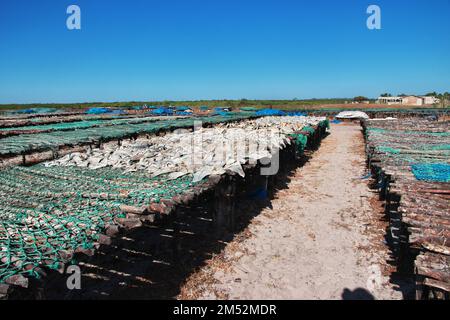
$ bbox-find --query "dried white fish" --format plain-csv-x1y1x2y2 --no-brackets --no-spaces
45,116,326,182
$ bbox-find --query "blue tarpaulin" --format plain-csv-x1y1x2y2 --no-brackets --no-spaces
213,107,231,116
85,107,112,114
214,111,230,116
12,108,58,114
17,109,37,114
247,187,268,200
176,106,191,111
110,109,126,114
286,111,307,116
151,107,173,115
255,109,286,116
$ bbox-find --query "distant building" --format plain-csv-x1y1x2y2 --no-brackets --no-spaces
377,95,440,106
350,100,370,104
423,96,440,105
377,96,403,105
401,96,424,106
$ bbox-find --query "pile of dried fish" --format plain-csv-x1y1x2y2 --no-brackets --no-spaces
46,116,326,182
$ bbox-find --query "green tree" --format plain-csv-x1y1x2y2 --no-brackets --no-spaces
353,96,368,102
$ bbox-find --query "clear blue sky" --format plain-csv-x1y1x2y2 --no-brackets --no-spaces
0,0,449,103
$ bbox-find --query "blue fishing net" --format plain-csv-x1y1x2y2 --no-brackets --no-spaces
411,163,450,183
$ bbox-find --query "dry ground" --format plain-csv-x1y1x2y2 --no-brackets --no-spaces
179,124,403,300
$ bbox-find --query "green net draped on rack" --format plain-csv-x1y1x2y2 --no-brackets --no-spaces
0,116,170,132
366,120,450,166
0,165,197,283
0,114,255,156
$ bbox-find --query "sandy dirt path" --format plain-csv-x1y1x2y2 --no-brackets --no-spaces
180,124,402,300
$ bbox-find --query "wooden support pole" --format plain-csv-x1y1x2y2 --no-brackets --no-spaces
213,176,237,234
415,272,425,300
171,207,181,263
